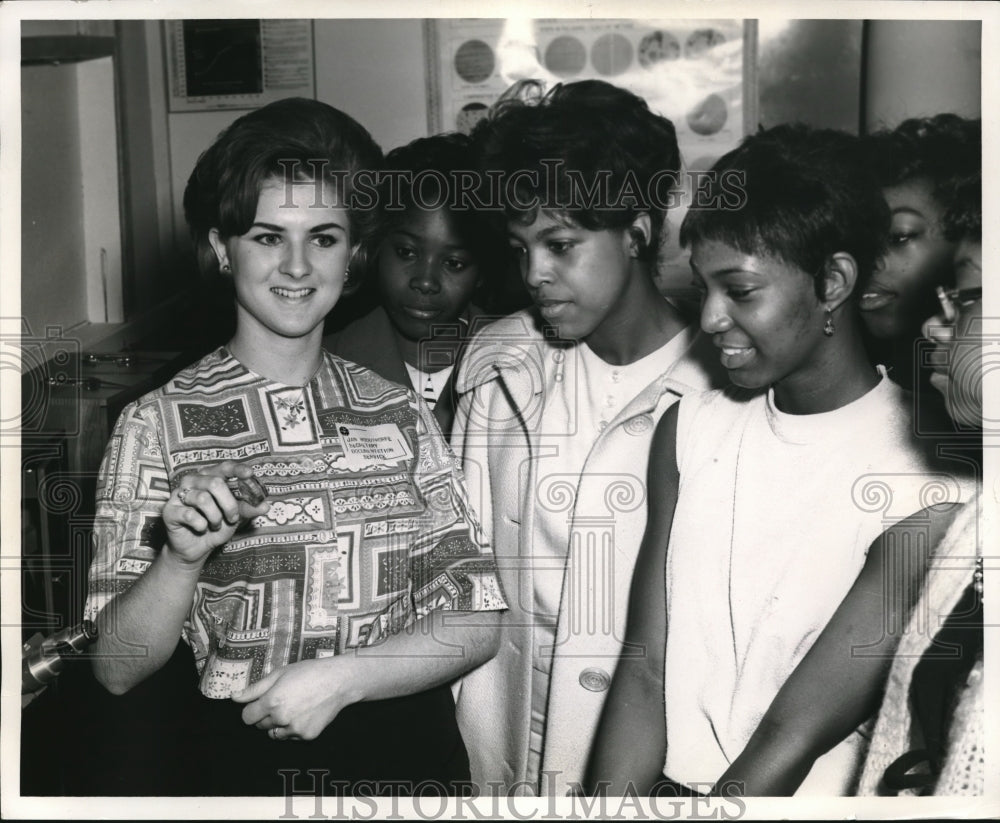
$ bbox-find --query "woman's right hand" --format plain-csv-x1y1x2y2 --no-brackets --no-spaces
162,460,270,568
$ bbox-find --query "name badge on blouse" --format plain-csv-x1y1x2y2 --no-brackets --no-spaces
335,423,413,471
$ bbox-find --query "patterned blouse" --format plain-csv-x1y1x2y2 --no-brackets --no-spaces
85,347,507,698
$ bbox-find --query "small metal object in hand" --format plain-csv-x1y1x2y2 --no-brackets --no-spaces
226,475,268,506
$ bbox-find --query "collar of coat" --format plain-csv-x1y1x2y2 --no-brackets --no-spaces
454,307,719,416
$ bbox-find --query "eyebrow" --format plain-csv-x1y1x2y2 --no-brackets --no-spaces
890,207,926,218
508,223,573,243
390,228,471,250
536,224,574,241
690,260,760,278
251,222,345,233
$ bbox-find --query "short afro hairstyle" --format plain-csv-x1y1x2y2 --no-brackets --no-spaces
353,132,511,302
680,123,890,298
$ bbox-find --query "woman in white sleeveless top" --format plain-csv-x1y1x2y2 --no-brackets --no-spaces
587,125,972,797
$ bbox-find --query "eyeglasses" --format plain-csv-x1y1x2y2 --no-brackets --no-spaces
936,286,982,321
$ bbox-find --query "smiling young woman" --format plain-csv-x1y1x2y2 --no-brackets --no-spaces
587,124,973,798
688,240,874,414
858,171,985,797
860,115,981,391
211,179,354,383
83,98,507,796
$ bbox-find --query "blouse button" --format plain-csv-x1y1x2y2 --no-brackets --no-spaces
612,371,622,383
579,667,611,692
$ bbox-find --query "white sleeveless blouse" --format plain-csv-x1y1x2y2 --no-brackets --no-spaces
663,371,971,795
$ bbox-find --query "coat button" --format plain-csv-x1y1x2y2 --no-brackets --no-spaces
579,667,611,692
623,414,653,435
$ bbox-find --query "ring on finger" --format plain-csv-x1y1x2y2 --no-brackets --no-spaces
177,487,191,504
269,727,281,741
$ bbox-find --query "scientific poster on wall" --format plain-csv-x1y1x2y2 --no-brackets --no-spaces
426,18,753,174
425,18,755,288
165,19,315,112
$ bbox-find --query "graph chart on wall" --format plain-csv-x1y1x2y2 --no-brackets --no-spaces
425,18,756,175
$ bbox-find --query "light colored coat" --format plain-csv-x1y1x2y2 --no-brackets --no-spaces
450,310,724,796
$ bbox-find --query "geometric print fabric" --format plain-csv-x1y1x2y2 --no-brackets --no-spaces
85,347,506,698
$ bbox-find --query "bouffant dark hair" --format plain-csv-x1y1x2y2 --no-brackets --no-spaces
942,173,982,244
865,114,981,202
183,97,383,281
472,79,681,261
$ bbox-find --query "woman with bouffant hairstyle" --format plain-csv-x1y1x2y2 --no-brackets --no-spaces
451,79,725,796
85,98,506,796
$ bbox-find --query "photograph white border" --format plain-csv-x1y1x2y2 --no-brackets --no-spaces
2,1,997,820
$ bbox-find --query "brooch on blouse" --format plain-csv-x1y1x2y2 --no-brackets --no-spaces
275,392,306,430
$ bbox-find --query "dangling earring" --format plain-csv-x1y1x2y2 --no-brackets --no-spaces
627,228,645,258
823,308,835,337
344,267,351,287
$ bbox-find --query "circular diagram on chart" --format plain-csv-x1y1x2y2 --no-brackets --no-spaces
454,39,495,84
684,28,727,59
638,30,681,68
686,93,728,136
544,35,587,78
591,32,633,76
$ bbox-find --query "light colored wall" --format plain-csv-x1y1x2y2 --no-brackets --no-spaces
165,19,428,250
22,62,97,336
314,19,427,150
864,20,981,130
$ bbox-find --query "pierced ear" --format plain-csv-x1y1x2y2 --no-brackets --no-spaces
208,228,230,273
626,212,653,258
821,252,858,312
